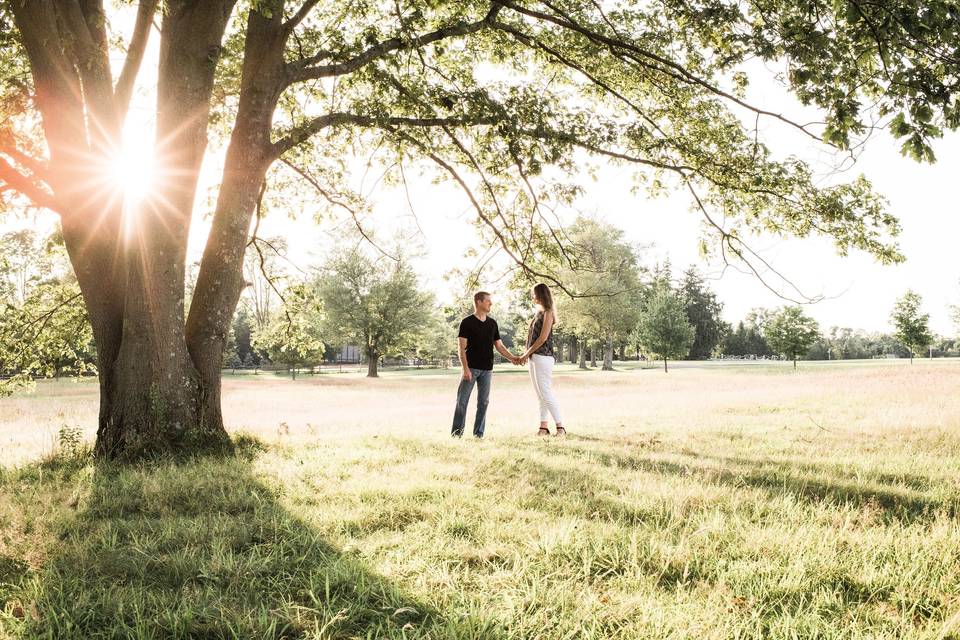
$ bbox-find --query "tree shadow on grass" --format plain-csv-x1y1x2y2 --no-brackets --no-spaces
482,454,931,624
544,444,957,525
3,438,506,640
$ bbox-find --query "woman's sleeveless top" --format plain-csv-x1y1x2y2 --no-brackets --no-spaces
526,310,555,357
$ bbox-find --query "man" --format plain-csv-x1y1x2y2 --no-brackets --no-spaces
451,291,520,438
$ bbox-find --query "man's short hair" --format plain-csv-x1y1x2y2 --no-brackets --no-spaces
473,291,491,305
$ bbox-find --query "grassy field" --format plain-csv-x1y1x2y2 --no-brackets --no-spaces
1,360,959,639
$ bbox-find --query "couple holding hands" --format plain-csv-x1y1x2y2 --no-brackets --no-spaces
451,283,565,439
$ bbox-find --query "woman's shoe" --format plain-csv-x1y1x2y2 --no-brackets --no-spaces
537,426,551,436
554,426,566,437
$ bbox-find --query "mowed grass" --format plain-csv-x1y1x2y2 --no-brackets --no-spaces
1,361,960,639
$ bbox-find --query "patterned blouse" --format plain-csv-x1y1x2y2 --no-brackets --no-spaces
526,310,555,358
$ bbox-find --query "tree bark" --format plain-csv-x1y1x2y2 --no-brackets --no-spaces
664,358,668,372
590,344,597,368
578,338,588,369
569,337,578,364
602,335,614,371
185,0,286,434
367,351,380,378
13,1,240,459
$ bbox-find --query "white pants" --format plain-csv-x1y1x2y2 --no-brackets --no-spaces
529,354,563,423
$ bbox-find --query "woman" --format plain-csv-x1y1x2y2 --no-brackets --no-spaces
520,283,566,437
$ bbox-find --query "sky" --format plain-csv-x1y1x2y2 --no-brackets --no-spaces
5,9,959,336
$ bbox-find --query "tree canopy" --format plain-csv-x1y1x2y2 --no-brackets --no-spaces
764,306,821,368
890,290,933,362
635,288,695,372
314,249,432,378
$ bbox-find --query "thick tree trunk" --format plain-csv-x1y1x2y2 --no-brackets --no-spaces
367,352,380,378
578,338,588,369
185,1,284,436
602,335,614,371
590,344,597,368
569,337,578,364
664,358,668,372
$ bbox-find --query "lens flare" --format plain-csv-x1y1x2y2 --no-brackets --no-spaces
108,141,154,202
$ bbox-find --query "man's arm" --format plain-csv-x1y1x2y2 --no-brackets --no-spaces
495,340,519,364
458,337,471,380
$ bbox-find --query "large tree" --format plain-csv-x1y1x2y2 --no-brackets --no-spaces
2,1,907,458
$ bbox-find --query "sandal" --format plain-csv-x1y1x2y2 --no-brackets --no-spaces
537,426,551,436
555,426,567,437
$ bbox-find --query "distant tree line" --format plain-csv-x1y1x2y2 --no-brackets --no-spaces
2,221,957,390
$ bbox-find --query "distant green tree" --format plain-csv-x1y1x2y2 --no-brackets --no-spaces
680,266,725,359
890,291,933,363
315,250,432,378
764,307,820,368
252,285,324,380
416,313,456,366
553,218,645,371
635,289,695,372
0,230,95,395
231,307,258,366
0,229,52,304
721,318,773,358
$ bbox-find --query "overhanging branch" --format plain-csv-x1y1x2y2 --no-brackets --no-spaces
271,113,498,156
497,0,824,143
285,4,502,84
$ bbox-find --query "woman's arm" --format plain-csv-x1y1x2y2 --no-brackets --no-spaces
522,313,554,359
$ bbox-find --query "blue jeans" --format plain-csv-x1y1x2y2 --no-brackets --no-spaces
451,368,491,438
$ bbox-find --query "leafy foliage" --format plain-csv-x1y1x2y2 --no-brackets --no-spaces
251,284,324,378
635,288,695,371
680,266,725,359
0,230,94,395
661,0,960,162
314,249,433,377
890,290,933,361
764,306,821,367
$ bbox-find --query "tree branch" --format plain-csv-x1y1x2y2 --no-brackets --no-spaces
497,0,823,143
114,0,159,119
0,157,60,212
386,126,578,297
0,140,50,185
684,180,820,304
271,113,498,156
278,156,398,261
285,4,502,84
282,0,322,35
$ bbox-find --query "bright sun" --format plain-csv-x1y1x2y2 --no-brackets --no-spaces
108,139,154,202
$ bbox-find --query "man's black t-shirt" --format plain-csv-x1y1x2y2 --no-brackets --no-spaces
458,315,501,371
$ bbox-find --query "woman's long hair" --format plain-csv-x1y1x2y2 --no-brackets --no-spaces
533,283,558,323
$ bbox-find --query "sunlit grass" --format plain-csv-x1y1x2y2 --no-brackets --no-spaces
1,361,959,638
